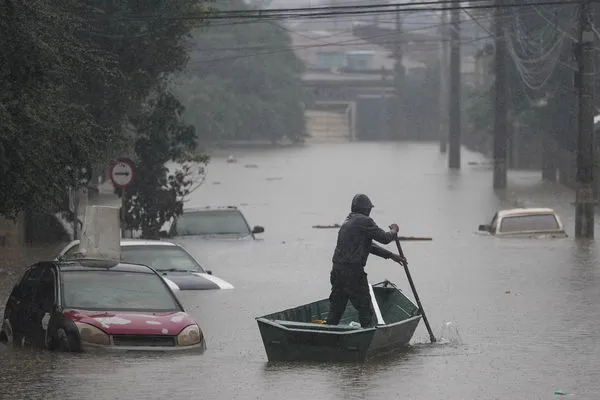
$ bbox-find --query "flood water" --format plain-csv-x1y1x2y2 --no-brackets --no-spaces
2,141,600,399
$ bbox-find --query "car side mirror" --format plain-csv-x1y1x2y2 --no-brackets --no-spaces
478,224,488,232
252,226,265,234
206,270,213,275
158,230,169,238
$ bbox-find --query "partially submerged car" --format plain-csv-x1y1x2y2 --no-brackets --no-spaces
478,207,567,238
0,259,207,352
57,239,234,290
163,206,264,240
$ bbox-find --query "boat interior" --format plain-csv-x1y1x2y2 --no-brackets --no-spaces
260,281,420,331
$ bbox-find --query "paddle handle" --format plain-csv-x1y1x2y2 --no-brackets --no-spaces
394,237,436,343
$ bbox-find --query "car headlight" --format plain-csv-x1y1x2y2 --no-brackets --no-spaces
75,322,111,346
177,324,202,346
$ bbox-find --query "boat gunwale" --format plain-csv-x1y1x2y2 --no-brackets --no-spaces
374,314,422,329
255,279,419,320
255,317,377,335
255,314,422,335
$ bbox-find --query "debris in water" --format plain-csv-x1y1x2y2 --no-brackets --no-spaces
505,290,511,294
313,224,341,229
554,390,575,396
212,181,221,185
226,154,237,163
244,164,258,169
266,177,283,181
467,161,493,166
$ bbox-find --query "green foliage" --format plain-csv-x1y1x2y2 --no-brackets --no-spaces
170,0,308,144
466,2,582,153
0,0,117,218
465,85,493,133
0,0,210,224
122,89,209,239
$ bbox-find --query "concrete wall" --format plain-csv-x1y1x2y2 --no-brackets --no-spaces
306,109,352,142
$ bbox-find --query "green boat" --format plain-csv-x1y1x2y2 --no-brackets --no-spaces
256,280,422,362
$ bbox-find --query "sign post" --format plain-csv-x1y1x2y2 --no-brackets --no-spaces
109,158,135,238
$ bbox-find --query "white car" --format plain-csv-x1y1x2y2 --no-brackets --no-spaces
478,207,567,238
57,239,234,291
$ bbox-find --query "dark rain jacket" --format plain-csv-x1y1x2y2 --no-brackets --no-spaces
331,212,396,270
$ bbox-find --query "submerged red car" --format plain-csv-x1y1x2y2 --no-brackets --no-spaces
0,259,206,352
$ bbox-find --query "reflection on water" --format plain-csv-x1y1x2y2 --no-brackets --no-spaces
2,143,600,399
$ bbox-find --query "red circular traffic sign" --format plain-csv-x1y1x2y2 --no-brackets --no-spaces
110,158,135,188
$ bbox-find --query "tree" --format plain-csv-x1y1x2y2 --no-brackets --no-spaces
0,0,210,222
123,89,208,239
465,2,579,159
0,0,120,218
170,0,308,144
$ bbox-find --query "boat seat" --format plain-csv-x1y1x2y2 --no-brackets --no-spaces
272,320,361,331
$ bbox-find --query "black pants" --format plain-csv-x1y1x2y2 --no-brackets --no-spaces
326,268,374,328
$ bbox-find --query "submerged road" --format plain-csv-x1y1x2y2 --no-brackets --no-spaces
1,142,600,399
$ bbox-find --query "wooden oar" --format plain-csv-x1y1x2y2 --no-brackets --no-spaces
393,235,436,343
397,236,432,241
312,225,433,243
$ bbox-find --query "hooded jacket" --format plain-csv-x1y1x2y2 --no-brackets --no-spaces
331,212,396,269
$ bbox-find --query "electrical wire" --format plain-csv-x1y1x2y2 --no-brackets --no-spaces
505,1,574,91
181,7,553,61
186,14,498,52
185,32,494,67
113,0,595,22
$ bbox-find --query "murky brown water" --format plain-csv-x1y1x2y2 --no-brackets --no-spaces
2,142,600,399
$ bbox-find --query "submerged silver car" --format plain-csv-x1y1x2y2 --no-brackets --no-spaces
163,206,264,240
57,239,234,290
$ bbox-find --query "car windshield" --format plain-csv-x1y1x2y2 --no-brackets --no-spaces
173,210,251,236
120,245,204,272
61,270,180,311
499,214,560,233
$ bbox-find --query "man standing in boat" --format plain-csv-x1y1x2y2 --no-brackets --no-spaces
326,193,406,328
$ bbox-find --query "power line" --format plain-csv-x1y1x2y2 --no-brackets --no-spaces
188,15,497,53
80,3,502,44
506,2,573,91
181,7,556,63
116,0,594,22
185,32,494,66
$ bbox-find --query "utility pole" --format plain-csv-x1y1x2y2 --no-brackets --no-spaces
438,8,449,153
448,0,461,169
541,99,557,182
493,0,508,188
575,0,595,238
394,4,405,139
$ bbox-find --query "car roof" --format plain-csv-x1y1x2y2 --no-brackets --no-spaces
182,206,240,213
67,239,178,247
120,239,177,247
497,208,557,218
56,259,157,274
